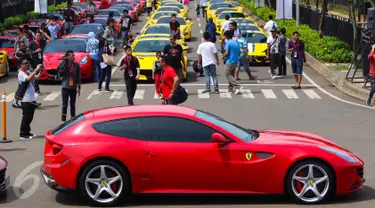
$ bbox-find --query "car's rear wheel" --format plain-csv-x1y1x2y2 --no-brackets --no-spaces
286,160,335,204
78,160,129,206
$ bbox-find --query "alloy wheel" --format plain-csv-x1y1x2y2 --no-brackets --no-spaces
84,165,123,204
291,164,330,203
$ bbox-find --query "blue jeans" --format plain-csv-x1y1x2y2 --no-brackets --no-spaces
291,58,303,76
98,65,112,90
203,64,218,90
369,76,375,100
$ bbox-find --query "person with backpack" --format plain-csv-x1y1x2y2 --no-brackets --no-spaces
17,58,42,140
119,46,140,105
159,55,187,105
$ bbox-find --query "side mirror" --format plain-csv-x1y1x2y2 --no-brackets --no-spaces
211,133,231,144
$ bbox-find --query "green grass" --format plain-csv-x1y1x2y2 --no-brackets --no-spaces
335,65,350,70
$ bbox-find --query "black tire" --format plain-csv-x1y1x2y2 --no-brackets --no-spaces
286,160,335,204
78,160,130,207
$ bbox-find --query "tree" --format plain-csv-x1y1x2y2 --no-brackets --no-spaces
348,0,358,52
318,0,328,37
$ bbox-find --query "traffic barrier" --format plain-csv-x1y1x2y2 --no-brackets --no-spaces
1,91,12,143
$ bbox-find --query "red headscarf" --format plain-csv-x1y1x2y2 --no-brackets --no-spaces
101,0,110,9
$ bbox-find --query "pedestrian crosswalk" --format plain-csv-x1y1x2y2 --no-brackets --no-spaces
4,88,323,102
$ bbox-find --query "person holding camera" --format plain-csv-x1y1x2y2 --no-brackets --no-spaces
57,50,81,123
18,59,42,140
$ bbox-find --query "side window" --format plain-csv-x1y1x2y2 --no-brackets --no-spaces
145,117,216,143
92,118,148,140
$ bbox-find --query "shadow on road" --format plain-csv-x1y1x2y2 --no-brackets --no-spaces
0,186,24,205
0,148,26,152
54,185,375,207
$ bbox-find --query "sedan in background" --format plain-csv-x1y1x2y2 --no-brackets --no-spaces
0,36,17,70
41,39,94,81
61,23,104,38
41,105,365,206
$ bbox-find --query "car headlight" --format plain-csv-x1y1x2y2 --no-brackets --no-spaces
80,56,88,64
320,146,358,163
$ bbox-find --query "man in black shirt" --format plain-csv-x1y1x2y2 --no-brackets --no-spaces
29,31,50,94
120,10,133,47
169,14,181,39
63,3,75,34
120,46,140,105
163,34,184,81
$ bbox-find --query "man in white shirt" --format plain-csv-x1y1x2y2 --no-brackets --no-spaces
17,57,42,140
264,15,278,37
221,15,232,35
266,27,280,79
200,0,207,18
197,32,220,94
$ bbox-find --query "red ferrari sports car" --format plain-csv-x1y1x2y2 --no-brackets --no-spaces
0,36,17,69
41,105,365,206
41,38,94,81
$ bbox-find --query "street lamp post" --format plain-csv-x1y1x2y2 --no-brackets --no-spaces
296,0,300,26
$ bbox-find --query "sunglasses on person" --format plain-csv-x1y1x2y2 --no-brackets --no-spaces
22,61,29,65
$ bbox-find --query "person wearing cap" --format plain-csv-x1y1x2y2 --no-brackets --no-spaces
266,26,280,79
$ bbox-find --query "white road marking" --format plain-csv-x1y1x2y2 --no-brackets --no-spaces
198,89,210,98
262,89,277,99
197,18,200,21
285,57,374,109
241,89,255,99
219,89,232,98
198,23,201,27
200,29,203,34
5,93,14,102
109,83,315,87
303,89,322,99
134,89,145,99
201,38,204,42
109,90,123,99
43,91,61,101
111,67,117,75
87,90,101,99
282,89,299,99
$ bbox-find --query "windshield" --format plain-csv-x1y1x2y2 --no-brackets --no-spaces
0,39,14,48
157,17,186,24
154,12,177,19
158,7,180,13
70,25,103,34
112,5,132,10
93,18,107,26
72,6,83,11
97,10,121,16
75,4,88,9
215,8,236,15
165,4,184,9
231,2,240,6
52,113,85,136
43,40,87,54
112,1,130,5
195,111,256,142
245,33,267,43
37,13,64,20
211,3,232,10
145,26,170,34
211,0,225,4
3,31,17,37
133,40,170,52
29,19,48,24
219,12,244,19
239,25,261,31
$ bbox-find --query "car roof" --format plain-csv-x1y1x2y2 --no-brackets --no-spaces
0,36,15,39
136,37,170,41
75,23,102,27
91,105,196,119
148,24,170,27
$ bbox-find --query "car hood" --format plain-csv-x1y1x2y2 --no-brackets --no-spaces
43,52,88,69
254,130,349,152
0,48,15,56
248,43,267,57
133,52,157,70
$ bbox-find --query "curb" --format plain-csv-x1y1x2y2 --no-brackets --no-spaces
242,7,370,101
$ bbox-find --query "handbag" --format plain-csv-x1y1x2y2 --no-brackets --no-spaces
162,79,188,105
102,47,115,65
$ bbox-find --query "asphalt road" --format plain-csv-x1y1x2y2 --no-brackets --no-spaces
1,2,375,207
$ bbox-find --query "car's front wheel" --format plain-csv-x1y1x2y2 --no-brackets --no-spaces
286,160,335,204
78,160,129,206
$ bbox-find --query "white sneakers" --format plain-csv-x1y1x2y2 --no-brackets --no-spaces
234,86,244,95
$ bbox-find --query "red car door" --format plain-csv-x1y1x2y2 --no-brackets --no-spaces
143,116,244,193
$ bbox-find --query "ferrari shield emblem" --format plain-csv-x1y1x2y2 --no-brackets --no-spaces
246,153,252,160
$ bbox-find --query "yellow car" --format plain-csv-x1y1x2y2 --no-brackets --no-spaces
136,34,185,46
156,16,194,40
132,37,188,81
205,2,242,22
242,30,270,64
215,11,249,34
212,7,237,24
139,24,186,41
230,17,258,26
158,0,179,8
164,3,189,14
226,1,243,12
237,23,262,33
154,6,188,19
147,11,184,25
0,51,9,78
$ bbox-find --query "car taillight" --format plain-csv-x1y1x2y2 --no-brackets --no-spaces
52,143,63,155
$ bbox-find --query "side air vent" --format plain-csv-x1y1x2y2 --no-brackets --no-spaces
255,152,274,159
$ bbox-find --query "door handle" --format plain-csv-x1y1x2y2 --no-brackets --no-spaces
147,152,156,158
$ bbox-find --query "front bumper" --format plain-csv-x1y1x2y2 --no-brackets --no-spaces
336,166,365,195
0,168,10,192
